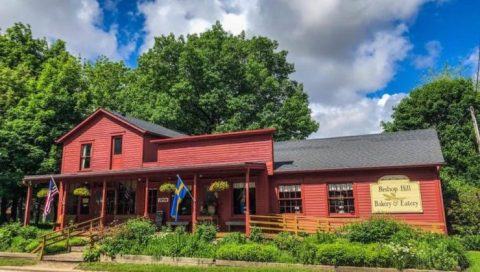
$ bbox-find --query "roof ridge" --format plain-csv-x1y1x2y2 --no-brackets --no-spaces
104,108,187,137
274,128,437,145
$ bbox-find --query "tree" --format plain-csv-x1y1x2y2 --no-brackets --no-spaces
127,22,318,140
382,72,480,234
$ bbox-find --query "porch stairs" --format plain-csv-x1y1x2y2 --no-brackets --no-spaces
30,217,105,261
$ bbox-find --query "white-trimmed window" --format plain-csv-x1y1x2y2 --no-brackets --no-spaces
328,183,355,214
80,143,92,169
278,185,302,213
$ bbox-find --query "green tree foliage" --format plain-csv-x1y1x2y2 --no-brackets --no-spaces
0,22,318,222
126,22,318,140
383,73,480,234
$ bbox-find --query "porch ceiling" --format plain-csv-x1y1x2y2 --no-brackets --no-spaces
23,161,266,184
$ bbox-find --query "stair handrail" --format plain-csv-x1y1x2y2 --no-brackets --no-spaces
32,216,103,260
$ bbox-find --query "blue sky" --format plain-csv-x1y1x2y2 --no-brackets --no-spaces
0,0,478,138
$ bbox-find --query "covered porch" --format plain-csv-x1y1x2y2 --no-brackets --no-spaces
23,162,269,235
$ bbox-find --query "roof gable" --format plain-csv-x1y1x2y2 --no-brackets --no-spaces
274,129,445,172
55,108,186,144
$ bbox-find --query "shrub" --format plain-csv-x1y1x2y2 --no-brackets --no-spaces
345,217,415,243
221,232,246,244
315,231,337,243
116,218,155,245
457,234,480,251
144,230,216,258
83,245,101,262
216,243,281,262
0,223,41,252
315,241,394,267
249,226,263,243
194,223,217,242
273,232,301,251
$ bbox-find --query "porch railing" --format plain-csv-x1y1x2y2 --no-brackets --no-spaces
31,216,104,260
250,214,445,234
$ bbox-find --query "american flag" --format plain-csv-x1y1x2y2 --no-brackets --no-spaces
43,177,59,217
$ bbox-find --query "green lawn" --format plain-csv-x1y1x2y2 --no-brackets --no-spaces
0,258,37,266
467,251,480,272
78,263,324,272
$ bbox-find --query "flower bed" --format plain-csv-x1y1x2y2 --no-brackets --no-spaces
88,217,473,271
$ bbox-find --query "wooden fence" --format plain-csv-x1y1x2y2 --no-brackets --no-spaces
250,214,446,234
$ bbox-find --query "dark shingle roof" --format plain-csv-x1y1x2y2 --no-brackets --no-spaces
274,129,444,172
109,111,186,138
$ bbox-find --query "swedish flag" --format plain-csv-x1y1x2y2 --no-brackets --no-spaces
170,176,189,222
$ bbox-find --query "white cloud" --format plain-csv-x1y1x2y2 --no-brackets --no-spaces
310,93,407,138
463,47,479,79
0,0,133,60
413,40,442,69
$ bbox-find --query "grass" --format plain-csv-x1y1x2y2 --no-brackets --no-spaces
45,236,88,254
467,251,480,272
78,263,325,272
0,258,37,266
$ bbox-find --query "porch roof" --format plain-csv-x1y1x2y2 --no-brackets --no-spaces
23,162,266,184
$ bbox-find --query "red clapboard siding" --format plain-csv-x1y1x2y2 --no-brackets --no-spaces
156,134,273,168
268,167,445,226
61,113,145,173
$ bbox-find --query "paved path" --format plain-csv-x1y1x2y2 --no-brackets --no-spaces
0,262,81,272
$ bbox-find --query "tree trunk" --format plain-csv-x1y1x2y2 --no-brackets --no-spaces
0,198,8,223
10,197,18,222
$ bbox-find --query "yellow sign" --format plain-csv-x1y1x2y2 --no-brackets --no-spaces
370,175,423,213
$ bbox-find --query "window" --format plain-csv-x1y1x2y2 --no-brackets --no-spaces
278,185,302,213
233,183,256,215
328,183,355,214
80,143,92,169
148,189,157,214
113,136,122,155
117,182,136,215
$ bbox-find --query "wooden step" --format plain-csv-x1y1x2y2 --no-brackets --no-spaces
69,246,86,253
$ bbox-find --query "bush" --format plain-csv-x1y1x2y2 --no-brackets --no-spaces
0,223,42,252
315,231,337,243
216,243,281,262
116,218,155,246
83,245,101,262
194,224,217,242
315,241,394,267
273,232,300,251
221,232,246,244
249,226,263,243
345,217,416,243
457,234,480,251
143,230,216,258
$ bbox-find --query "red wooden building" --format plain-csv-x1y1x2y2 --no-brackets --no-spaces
23,108,447,234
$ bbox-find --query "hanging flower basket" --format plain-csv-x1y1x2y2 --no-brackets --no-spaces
159,183,176,193
208,180,230,192
36,188,49,198
73,187,91,197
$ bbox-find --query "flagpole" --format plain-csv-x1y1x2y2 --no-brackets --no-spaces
177,174,195,201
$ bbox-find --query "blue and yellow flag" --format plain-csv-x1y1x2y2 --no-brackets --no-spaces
170,176,189,222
